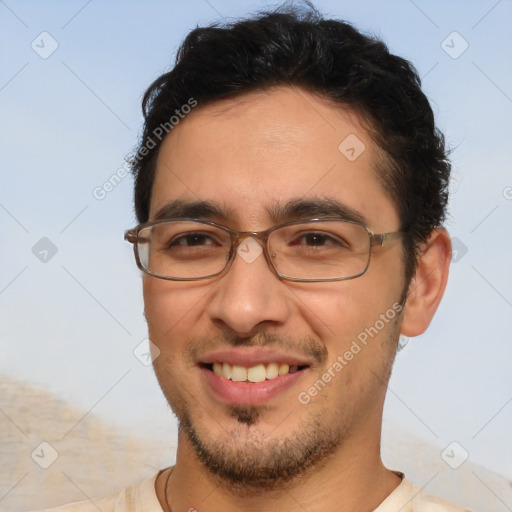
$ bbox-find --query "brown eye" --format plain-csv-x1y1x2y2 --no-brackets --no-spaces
170,233,217,247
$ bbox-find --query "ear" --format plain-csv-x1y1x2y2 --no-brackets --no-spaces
400,228,452,337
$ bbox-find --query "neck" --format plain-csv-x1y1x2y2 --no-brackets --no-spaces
157,424,401,512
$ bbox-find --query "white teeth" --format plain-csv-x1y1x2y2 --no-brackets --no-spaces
247,364,266,383
278,363,289,376
265,363,279,380
210,361,304,382
222,363,233,379
231,365,247,382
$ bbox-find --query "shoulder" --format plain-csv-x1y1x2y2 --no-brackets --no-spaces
27,472,163,512
376,475,471,512
27,493,118,512
411,481,471,512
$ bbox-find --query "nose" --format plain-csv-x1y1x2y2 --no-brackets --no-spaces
206,236,292,336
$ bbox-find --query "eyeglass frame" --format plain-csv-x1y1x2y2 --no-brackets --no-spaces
124,217,404,283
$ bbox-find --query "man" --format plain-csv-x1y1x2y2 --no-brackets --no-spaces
35,4,469,511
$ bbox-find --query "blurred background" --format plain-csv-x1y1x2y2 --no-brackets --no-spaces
1,0,511,510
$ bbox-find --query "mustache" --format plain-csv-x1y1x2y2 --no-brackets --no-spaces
186,331,328,366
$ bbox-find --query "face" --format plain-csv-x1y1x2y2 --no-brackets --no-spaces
143,87,406,489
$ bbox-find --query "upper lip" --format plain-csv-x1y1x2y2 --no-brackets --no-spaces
197,348,311,367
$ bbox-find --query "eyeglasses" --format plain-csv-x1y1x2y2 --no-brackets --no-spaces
124,218,403,282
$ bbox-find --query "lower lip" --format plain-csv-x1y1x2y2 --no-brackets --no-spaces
201,367,307,406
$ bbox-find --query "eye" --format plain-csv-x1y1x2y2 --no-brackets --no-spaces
291,231,349,248
169,232,217,247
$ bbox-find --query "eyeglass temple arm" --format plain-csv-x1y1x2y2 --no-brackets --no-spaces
372,231,403,247
124,230,153,246
124,230,137,243
125,229,152,245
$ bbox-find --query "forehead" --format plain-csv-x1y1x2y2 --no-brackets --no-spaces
150,87,399,231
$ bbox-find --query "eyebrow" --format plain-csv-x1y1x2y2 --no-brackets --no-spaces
152,197,368,226
267,197,368,225
152,199,233,222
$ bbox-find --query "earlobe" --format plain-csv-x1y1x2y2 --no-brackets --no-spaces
400,228,452,337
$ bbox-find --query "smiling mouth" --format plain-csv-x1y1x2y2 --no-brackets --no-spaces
200,362,309,383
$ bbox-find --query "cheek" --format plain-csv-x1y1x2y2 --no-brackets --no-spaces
290,281,386,343
291,278,402,388
143,278,205,345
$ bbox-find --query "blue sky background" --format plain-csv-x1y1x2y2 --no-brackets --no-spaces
1,0,511,487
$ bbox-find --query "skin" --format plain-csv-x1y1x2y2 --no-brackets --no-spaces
142,87,451,511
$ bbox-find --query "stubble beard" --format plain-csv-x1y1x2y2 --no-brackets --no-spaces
154,317,401,494
179,404,344,494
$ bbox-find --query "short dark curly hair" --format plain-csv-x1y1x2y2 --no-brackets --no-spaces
131,3,450,283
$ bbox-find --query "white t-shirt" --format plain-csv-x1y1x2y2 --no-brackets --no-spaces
29,471,471,512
